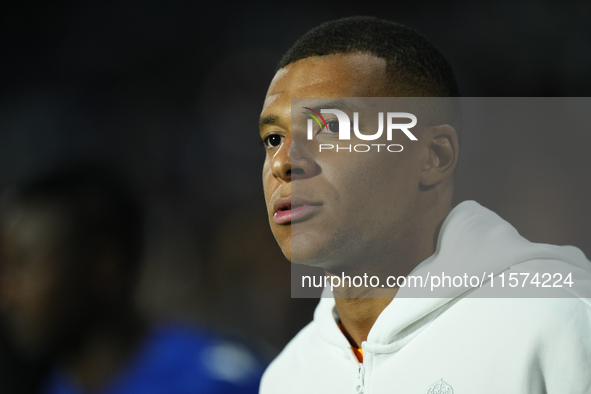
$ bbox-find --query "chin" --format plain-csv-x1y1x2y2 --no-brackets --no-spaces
289,238,340,272
291,226,363,267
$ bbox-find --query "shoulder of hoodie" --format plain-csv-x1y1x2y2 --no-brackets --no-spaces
509,247,591,302
462,249,591,332
259,318,336,393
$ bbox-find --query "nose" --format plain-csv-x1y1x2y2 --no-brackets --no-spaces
271,134,316,182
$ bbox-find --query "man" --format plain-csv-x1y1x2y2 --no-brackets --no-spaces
258,16,591,393
0,164,264,394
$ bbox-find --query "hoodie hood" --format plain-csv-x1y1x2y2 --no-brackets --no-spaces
314,200,591,353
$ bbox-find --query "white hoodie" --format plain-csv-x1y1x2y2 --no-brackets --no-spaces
260,201,591,394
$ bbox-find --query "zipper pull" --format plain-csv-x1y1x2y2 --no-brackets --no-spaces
355,363,365,393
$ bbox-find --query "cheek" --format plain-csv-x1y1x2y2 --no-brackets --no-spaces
262,162,290,254
262,164,274,208
325,149,415,186
321,151,419,220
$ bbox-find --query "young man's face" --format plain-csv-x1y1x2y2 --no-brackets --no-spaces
259,53,428,273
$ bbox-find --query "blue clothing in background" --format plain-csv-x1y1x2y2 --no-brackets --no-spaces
42,325,265,394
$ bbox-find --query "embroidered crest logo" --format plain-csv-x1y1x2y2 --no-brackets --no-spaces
426,379,453,394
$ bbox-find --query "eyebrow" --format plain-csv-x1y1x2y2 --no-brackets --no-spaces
259,115,280,131
258,100,360,130
307,99,360,113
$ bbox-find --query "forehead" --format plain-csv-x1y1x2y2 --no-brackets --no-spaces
261,53,388,123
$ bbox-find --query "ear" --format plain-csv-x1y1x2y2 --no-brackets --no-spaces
419,125,459,186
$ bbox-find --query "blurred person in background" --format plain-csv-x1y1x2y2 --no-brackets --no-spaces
0,164,264,394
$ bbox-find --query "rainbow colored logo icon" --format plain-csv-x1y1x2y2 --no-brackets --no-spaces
302,107,328,135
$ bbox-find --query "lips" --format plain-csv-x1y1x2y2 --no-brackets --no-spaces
273,196,322,224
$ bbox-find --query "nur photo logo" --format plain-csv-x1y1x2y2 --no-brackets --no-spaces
302,107,418,152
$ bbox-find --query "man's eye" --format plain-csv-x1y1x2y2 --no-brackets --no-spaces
321,120,339,134
263,134,284,149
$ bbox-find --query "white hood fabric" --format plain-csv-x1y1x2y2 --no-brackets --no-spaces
260,201,591,394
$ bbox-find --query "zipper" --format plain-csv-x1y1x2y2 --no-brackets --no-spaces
355,362,365,393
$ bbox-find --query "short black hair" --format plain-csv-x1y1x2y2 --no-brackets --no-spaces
277,16,459,97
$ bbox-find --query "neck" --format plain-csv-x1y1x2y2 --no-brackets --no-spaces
333,202,451,348
58,309,146,391
334,296,395,347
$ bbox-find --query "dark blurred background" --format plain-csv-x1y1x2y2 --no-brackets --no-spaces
1,0,590,392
